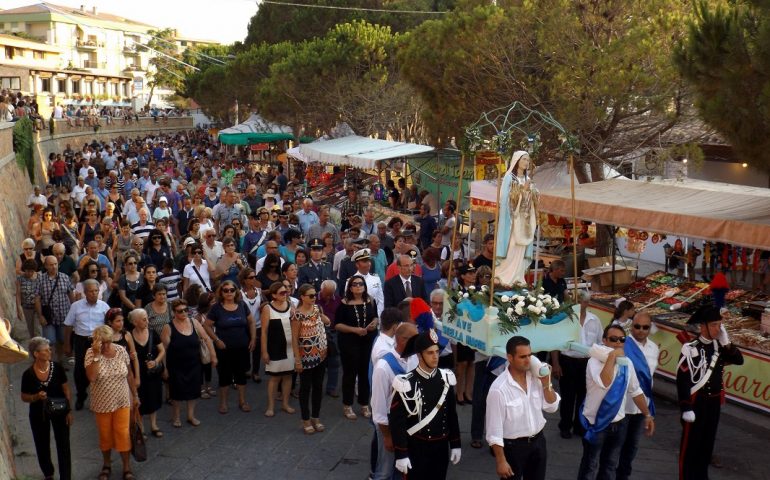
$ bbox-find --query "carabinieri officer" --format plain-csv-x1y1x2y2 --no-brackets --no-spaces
389,329,461,480
677,305,743,480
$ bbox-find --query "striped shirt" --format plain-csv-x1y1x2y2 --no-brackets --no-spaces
131,220,155,239
158,269,182,300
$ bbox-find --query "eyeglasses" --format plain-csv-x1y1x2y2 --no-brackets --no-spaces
607,336,626,343
351,282,365,287
632,324,651,331
222,288,236,293
174,308,187,313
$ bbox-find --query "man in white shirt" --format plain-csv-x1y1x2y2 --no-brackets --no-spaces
348,249,384,317
617,312,659,480
200,227,224,265
26,185,48,209
577,325,655,480
551,290,604,439
486,336,560,480
71,177,88,207
370,320,418,480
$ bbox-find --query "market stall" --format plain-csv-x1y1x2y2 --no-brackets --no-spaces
535,177,770,413
217,114,294,145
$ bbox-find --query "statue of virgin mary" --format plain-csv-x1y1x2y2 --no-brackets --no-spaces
494,150,538,285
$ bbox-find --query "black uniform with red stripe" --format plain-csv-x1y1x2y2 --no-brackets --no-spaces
676,337,743,480
389,368,461,480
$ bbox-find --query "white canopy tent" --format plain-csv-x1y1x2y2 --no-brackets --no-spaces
298,135,434,169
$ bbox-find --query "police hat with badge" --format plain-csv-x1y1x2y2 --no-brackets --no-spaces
308,237,325,250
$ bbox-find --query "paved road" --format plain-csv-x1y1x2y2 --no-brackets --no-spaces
9,361,770,480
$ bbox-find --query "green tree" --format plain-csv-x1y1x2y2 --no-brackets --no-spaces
255,20,423,139
142,28,185,108
675,0,770,172
244,0,456,45
399,0,693,181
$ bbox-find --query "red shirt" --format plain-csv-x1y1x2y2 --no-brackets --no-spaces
52,159,67,177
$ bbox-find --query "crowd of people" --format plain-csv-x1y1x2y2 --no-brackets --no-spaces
14,127,743,480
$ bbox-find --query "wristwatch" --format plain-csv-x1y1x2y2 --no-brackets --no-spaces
93,355,102,362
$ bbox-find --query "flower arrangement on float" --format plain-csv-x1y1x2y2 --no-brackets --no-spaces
445,284,576,335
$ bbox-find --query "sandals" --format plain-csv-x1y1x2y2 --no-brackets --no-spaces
187,418,201,427
206,386,217,397
361,406,372,419
98,465,111,480
302,420,315,435
239,402,252,413
264,409,275,417
311,418,325,432
172,419,182,428
281,405,295,414
218,405,229,415
200,388,210,399
123,471,136,480
343,406,357,420
151,429,164,438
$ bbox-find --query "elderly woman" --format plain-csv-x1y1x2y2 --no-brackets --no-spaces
118,251,142,314
292,283,331,434
215,236,246,286
144,284,172,337
16,237,43,275
128,308,166,438
85,325,139,480
21,337,73,480
162,299,216,427
204,280,257,414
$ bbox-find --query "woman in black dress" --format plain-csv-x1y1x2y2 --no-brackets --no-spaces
161,298,216,428
129,308,166,437
21,336,72,480
334,274,378,420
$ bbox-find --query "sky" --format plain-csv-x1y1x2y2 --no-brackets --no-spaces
2,0,259,44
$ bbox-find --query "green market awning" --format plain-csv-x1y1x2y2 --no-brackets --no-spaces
298,135,434,169
218,114,294,145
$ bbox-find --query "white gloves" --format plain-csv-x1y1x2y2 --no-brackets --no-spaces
395,458,412,474
682,411,695,423
717,325,730,346
450,448,462,465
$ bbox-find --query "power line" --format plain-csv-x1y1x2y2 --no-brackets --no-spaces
259,0,448,15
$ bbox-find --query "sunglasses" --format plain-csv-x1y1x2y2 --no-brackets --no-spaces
246,275,257,280
222,288,236,293
351,282,365,287
125,261,137,265
174,308,187,313
23,247,33,251
607,336,626,343
633,324,651,331
89,269,98,273
304,293,317,298
152,236,161,240
193,250,203,255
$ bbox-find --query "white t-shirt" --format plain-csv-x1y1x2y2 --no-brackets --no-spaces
583,357,643,425
624,336,659,414
441,216,456,246
183,261,212,292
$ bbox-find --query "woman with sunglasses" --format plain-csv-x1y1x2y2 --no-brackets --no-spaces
292,283,331,434
335,274,378,420
143,228,172,271
256,253,284,294
135,264,160,308
238,268,263,383
221,224,240,253
215,236,246,287
78,208,101,248
128,308,165,438
118,252,142,315
261,281,297,417
204,280,257,414
182,243,215,294
74,261,108,301
154,218,178,258
282,263,300,298
162,299,216,428
32,208,60,255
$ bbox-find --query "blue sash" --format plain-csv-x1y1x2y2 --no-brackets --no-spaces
486,356,506,374
382,352,406,375
624,339,655,416
580,364,628,444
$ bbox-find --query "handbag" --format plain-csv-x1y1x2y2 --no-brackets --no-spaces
145,330,164,376
39,362,69,416
41,275,61,323
194,318,211,365
130,406,147,462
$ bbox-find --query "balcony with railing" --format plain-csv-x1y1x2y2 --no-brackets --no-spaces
83,59,106,69
123,43,137,53
76,39,103,50
123,64,146,72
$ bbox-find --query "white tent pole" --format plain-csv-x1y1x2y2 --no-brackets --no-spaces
684,237,689,278
534,226,541,285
